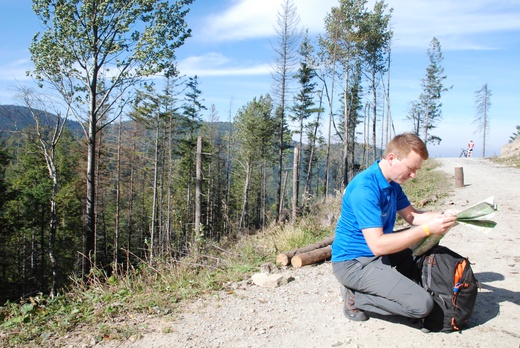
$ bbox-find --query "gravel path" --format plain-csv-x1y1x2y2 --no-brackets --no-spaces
96,158,520,348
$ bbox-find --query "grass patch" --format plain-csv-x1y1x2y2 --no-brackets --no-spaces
489,155,520,168
401,159,452,207
0,160,451,347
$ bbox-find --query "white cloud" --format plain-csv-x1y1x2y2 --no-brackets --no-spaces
197,0,520,50
0,58,33,82
388,0,520,50
178,52,271,76
201,0,281,41
197,0,338,42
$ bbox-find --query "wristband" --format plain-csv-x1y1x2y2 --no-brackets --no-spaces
422,224,430,237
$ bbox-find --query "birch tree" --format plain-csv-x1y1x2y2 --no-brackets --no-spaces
30,0,192,274
320,0,367,186
360,0,392,161
15,88,70,296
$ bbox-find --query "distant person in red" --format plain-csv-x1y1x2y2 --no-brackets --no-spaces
467,140,475,157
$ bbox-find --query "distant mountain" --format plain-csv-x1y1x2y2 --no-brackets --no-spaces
0,104,84,137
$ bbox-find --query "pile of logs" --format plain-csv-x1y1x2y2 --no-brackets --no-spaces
275,235,334,268
276,195,438,268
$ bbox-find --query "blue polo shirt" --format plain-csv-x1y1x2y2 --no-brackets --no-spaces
331,161,411,262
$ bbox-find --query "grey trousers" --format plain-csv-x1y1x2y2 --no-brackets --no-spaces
332,250,434,318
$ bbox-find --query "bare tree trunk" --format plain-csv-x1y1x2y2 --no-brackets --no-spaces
292,146,300,223
85,119,96,275
48,176,58,296
343,78,350,187
261,160,267,228
149,113,160,264
304,88,323,205
372,74,378,163
385,44,393,145
239,161,251,229
166,111,174,252
225,100,233,234
273,0,300,222
276,110,285,221
113,115,122,273
319,74,336,203
363,102,370,168
127,128,137,262
194,136,202,257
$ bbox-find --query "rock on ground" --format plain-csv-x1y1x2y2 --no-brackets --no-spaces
92,158,520,348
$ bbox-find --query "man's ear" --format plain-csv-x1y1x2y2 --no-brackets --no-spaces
387,152,398,165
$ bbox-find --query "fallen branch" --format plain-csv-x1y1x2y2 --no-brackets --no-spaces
418,194,438,207
291,245,332,268
276,235,334,266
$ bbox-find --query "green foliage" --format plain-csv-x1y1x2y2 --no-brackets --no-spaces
509,125,520,143
231,95,278,227
417,37,450,145
30,0,194,85
0,156,467,346
29,0,195,275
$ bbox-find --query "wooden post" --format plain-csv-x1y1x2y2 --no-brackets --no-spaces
455,167,464,188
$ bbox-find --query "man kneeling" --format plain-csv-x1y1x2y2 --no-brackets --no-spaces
331,133,457,322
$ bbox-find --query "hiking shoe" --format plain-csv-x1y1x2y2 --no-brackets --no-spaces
341,286,369,322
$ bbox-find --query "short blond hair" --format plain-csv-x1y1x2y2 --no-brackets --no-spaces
383,133,429,160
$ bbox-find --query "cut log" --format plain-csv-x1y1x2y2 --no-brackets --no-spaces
291,245,332,268
275,235,334,266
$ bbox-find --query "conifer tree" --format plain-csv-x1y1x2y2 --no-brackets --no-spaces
418,37,450,145
474,83,492,157
30,0,193,274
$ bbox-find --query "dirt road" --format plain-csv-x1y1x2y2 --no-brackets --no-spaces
97,158,520,348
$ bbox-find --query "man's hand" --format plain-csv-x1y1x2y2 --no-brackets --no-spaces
425,213,458,236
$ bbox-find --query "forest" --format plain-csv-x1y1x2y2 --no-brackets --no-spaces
0,0,451,304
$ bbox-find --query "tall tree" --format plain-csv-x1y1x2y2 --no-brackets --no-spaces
132,84,165,263
30,0,193,274
418,37,449,145
474,83,492,157
15,87,70,296
271,0,301,221
232,95,276,229
320,0,367,186
179,75,206,245
292,30,320,211
360,0,392,162
200,105,229,237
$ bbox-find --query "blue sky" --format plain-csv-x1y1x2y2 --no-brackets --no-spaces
1,0,520,157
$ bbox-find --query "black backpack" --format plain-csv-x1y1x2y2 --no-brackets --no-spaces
414,245,479,332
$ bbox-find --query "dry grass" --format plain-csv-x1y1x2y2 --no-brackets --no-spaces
489,155,520,168
0,160,451,347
